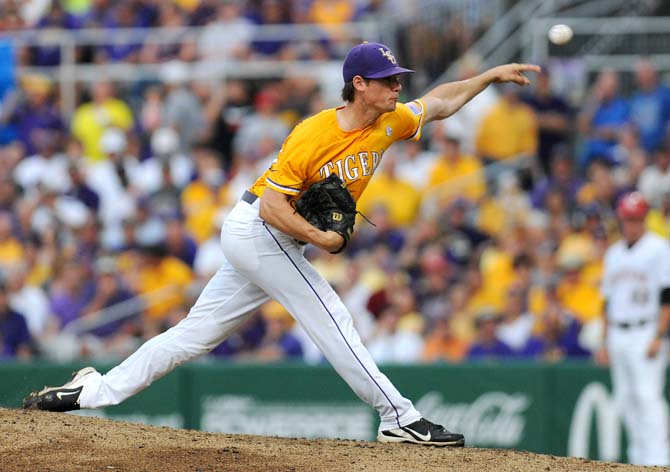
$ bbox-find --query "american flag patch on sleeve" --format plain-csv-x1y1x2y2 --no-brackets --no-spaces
407,101,423,116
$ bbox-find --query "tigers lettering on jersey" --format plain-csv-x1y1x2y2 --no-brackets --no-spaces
318,151,381,180
249,100,425,202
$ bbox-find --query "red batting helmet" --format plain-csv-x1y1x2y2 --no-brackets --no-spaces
616,192,649,220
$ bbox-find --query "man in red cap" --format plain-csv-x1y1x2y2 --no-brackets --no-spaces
598,191,670,465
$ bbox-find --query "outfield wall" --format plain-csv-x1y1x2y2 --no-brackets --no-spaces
0,361,641,462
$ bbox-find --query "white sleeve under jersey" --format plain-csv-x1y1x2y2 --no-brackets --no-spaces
601,233,670,323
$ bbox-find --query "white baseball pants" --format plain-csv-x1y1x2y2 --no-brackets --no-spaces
79,199,421,431
608,323,670,466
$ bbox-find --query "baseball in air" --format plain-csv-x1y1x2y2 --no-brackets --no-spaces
548,24,573,45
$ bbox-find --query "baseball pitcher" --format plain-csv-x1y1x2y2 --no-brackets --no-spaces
24,42,539,446
598,192,670,465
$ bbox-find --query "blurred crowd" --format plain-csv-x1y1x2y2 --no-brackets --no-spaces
1,1,669,366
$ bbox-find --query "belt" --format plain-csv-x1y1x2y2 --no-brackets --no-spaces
241,190,306,246
611,319,652,329
241,190,258,204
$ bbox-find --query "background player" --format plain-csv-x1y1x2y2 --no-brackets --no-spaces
23,42,539,446
597,191,670,466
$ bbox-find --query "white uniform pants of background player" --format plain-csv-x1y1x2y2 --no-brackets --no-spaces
608,323,670,466
79,198,422,432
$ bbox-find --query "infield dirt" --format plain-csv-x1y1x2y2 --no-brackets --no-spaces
0,407,660,471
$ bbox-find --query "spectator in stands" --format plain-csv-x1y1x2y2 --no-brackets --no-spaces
437,198,489,268
164,216,197,268
84,128,138,249
139,3,192,63
555,255,603,327
521,67,571,176
66,161,100,213
540,288,590,361
253,301,304,361
638,146,670,208
531,147,583,210
0,178,18,213
13,115,71,194
0,280,33,359
412,244,453,322
160,62,206,154
5,73,64,157
475,82,538,165
577,70,630,170
440,53,498,155
393,140,437,191
81,257,139,341
6,263,53,341
97,2,145,63
497,283,543,357
198,0,253,60
349,204,406,254
629,59,670,154
426,130,485,205
132,244,193,336
646,191,670,240
249,0,295,59
367,304,425,365
233,87,290,162
49,259,96,329
422,313,469,364
467,309,513,360
577,159,626,210
0,211,23,271
71,81,134,161
357,155,421,228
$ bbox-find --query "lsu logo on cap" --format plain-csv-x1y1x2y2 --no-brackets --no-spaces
379,47,397,65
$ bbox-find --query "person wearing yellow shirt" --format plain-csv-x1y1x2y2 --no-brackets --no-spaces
356,156,421,227
475,84,538,162
71,81,134,161
0,212,23,271
134,245,194,330
646,192,670,240
426,129,485,204
555,256,604,324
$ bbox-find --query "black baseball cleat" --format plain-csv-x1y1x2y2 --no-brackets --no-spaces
378,418,465,447
23,366,97,412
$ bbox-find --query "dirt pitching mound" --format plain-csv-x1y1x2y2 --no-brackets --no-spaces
0,408,656,472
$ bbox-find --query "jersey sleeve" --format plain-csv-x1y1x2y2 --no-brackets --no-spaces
265,131,305,196
394,99,426,141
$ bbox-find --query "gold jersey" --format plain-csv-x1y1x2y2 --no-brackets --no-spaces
249,100,426,202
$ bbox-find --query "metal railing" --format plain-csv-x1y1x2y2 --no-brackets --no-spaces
2,21,387,118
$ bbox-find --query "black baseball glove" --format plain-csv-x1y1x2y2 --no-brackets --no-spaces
295,173,356,254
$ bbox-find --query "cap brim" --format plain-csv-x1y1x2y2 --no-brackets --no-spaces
363,66,414,79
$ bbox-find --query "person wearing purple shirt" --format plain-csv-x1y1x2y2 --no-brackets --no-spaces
49,260,96,328
0,282,32,359
521,68,572,176
467,310,514,360
541,302,590,360
531,148,584,209
7,76,64,157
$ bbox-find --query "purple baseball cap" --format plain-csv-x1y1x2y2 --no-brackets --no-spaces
342,42,414,82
